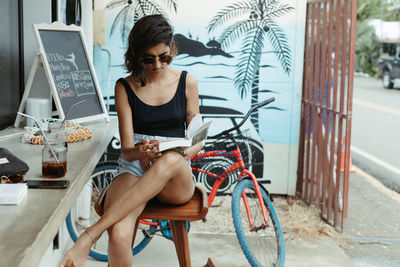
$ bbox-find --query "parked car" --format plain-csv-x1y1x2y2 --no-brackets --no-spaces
378,46,400,89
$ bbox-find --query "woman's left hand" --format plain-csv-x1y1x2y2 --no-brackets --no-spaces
137,139,162,160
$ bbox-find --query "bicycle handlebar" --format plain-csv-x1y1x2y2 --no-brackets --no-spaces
208,97,275,139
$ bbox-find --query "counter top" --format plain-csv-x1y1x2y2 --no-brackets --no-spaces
0,117,117,267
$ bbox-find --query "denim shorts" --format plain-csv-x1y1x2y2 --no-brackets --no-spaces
115,133,191,179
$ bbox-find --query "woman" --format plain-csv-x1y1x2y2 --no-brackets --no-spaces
60,14,202,267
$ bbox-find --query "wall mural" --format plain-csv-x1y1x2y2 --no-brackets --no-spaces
94,0,305,194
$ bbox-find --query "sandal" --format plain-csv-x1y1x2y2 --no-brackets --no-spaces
94,185,109,216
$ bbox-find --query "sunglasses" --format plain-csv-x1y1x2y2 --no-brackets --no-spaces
141,54,172,65
1,174,25,184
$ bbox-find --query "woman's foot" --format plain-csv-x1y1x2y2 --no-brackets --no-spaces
203,257,217,267
65,259,76,267
59,230,94,267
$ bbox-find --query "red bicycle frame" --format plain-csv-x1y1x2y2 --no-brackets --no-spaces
138,139,269,230
138,97,276,230
190,142,269,229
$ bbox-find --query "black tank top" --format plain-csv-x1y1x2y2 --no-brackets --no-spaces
117,71,187,137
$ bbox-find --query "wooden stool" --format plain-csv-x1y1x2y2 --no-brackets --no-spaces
133,186,208,267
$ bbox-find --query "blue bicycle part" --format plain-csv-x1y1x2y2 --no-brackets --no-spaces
65,162,156,261
160,220,190,240
232,179,285,267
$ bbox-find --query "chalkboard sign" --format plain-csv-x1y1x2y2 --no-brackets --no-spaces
33,22,108,123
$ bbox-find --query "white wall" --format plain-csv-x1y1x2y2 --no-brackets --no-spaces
81,0,93,61
369,19,400,41
23,0,52,99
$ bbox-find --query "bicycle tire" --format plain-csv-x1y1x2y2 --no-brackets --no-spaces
231,179,285,267
65,161,156,262
160,220,190,240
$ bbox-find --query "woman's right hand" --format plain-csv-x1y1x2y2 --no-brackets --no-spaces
136,139,161,160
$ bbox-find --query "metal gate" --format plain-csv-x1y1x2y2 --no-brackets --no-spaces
297,0,357,230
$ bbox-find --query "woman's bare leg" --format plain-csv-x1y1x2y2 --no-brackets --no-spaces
59,151,194,267
103,173,146,267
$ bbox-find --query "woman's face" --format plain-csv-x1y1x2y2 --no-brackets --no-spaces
141,43,172,74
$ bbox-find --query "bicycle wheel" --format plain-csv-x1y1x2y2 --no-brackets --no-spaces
231,179,285,267
65,161,156,262
160,220,190,240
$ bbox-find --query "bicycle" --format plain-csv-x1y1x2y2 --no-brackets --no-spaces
66,97,285,267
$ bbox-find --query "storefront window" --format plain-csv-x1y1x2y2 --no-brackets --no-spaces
0,0,21,130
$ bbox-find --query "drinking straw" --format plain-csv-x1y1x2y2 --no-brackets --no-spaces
62,98,87,126
17,112,60,163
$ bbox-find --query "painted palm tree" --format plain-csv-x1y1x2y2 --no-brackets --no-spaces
208,0,294,132
106,0,178,44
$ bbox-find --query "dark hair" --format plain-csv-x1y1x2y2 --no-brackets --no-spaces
124,14,177,86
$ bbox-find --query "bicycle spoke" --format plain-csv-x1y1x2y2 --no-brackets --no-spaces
232,180,284,267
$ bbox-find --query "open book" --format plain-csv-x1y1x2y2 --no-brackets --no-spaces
158,114,212,152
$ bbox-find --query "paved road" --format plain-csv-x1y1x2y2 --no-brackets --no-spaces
352,76,400,192
344,168,400,267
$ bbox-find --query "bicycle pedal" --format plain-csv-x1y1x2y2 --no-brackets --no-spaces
142,229,155,239
225,142,236,151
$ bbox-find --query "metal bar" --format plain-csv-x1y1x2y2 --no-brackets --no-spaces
334,0,349,228
309,2,320,203
299,10,307,197
298,0,355,232
341,0,357,228
322,0,335,220
328,0,342,224
302,100,344,115
333,0,345,227
310,1,322,204
321,5,331,207
304,2,316,202
324,0,335,193
315,1,329,210
304,3,317,203
309,0,330,4
313,1,323,208
297,3,312,195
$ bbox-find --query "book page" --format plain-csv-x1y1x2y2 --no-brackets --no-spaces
158,139,192,152
186,114,203,139
191,121,212,145
158,118,212,151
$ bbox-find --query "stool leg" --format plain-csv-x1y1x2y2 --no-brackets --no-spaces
131,219,139,248
170,220,191,267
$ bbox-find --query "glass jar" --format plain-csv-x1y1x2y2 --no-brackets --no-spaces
42,142,67,178
42,122,68,178
48,122,68,150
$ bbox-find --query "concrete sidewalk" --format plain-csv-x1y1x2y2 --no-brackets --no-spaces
86,233,352,267
343,168,400,266
84,166,400,267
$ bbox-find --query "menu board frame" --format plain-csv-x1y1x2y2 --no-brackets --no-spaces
32,22,108,123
